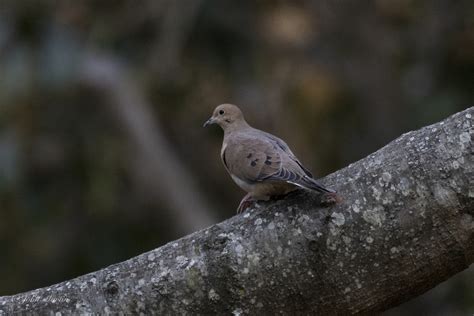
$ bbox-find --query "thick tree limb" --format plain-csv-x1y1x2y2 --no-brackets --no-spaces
0,108,472,315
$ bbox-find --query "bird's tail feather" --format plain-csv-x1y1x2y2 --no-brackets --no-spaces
299,176,335,193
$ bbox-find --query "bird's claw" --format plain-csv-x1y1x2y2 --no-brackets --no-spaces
237,194,255,214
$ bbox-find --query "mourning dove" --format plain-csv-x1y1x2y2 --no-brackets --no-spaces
204,104,335,213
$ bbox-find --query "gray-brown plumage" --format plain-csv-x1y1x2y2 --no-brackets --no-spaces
204,104,335,212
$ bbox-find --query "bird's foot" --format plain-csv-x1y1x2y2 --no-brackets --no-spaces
237,194,256,214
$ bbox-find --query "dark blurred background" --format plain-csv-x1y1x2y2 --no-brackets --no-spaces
0,0,472,314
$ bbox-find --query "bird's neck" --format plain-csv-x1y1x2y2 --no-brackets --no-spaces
223,120,251,135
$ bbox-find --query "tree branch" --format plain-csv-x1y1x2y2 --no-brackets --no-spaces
79,53,216,234
1,107,472,315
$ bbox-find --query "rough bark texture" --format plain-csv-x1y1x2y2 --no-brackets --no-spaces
1,108,473,315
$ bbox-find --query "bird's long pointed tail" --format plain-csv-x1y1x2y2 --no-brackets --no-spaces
299,176,335,193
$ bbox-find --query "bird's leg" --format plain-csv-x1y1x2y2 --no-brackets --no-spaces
237,193,256,214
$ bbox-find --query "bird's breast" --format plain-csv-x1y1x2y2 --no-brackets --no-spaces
230,174,255,193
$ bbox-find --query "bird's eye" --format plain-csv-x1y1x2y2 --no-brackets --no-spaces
219,110,225,115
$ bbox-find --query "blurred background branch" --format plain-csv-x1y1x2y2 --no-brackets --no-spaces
79,52,215,234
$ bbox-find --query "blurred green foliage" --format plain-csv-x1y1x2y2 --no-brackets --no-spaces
0,1,472,314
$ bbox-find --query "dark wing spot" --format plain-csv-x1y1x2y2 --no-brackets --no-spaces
247,153,252,159
265,155,272,165
251,161,257,167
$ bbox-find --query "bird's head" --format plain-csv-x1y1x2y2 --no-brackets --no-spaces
203,104,247,131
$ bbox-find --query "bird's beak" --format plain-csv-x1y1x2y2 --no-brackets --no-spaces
203,117,216,127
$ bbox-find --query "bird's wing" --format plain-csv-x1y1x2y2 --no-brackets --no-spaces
257,131,335,193
222,135,282,183
262,131,314,178
222,130,335,193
